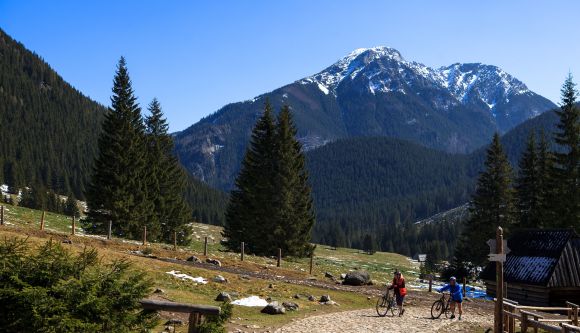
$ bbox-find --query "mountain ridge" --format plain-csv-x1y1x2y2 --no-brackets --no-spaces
175,46,556,190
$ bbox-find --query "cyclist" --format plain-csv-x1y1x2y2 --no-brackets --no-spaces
388,270,407,315
437,276,463,320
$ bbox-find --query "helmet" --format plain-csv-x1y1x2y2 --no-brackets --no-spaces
450,276,457,282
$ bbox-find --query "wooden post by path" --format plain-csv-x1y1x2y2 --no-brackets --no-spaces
277,248,282,267
203,237,208,256
40,211,45,230
0,205,4,226
429,276,433,292
309,253,314,275
494,226,504,333
142,226,147,246
462,277,467,297
241,242,245,261
71,216,76,235
107,220,112,240
174,231,177,251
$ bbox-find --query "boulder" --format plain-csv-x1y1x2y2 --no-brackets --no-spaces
206,258,222,267
215,292,232,302
342,271,372,286
320,295,331,303
308,295,316,302
186,256,201,263
261,301,286,315
293,294,301,299
213,275,228,283
282,302,299,311
324,272,334,279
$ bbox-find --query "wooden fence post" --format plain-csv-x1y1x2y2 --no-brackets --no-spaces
462,277,467,297
71,216,76,235
429,276,433,292
494,226,504,333
143,226,147,246
241,242,244,261
277,248,281,267
521,311,528,333
203,237,208,256
0,205,4,226
40,211,45,230
107,220,112,240
174,231,177,251
309,253,314,275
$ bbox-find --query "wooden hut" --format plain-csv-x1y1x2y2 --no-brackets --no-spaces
480,229,580,306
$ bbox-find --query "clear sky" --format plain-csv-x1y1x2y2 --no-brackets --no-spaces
1,0,579,131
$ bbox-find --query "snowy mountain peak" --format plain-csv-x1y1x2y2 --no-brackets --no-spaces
299,47,534,113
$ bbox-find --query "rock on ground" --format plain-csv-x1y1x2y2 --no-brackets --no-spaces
342,271,372,286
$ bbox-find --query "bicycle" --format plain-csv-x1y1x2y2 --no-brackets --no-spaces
431,292,451,319
376,288,400,317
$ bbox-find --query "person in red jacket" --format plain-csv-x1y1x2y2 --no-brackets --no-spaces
388,270,407,315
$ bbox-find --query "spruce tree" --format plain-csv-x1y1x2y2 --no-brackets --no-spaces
85,57,153,239
455,133,515,266
223,101,277,253
515,132,542,228
271,106,316,257
145,99,192,244
551,74,580,229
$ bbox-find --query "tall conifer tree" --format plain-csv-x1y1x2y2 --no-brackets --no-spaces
223,101,277,253
515,133,542,228
272,106,316,257
85,57,153,239
455,133,515,266
145,98,192,244
551,74,580,228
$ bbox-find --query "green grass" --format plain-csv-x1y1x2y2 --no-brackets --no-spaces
0,203,420,331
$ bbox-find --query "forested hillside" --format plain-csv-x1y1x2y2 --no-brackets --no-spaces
0,29,227,225
0,28,105,198
308,109,561,256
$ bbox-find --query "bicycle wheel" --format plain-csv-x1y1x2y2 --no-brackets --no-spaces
376,294,389,317
443,301,451,318
389,300,400,317
431,300,443,319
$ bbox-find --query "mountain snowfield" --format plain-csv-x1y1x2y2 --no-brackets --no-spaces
174,46,555,190
300,46,541,126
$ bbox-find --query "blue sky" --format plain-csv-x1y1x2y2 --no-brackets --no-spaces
1,0,579,131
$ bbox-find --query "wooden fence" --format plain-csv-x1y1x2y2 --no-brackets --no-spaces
499,298,580,333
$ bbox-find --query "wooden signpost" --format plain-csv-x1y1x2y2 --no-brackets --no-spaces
490,226,508,333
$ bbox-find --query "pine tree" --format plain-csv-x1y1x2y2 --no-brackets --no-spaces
456,133,515,266
550,74,580,229
536,130,555,226
85,57,153,239
515,132,542,228
362,233,378,255
271,106,316,257
145,99,192,245
64,193,80,218
223,101,277,253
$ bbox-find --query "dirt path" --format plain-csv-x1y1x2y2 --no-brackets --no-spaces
274,304,493,333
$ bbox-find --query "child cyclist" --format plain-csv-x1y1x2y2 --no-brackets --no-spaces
388,270,407,315
437,276,463,320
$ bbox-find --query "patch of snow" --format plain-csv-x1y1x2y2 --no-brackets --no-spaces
282,93,288,99
166,270,208,284
231,296,269,307
317,83,329,95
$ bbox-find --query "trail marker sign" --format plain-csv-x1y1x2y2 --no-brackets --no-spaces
488,253,507,262
487,239,511,255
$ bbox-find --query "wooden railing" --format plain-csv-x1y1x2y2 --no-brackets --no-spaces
499,299,580,333
140,299,221,333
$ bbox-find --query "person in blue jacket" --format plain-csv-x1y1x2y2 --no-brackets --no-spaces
437,276,463,320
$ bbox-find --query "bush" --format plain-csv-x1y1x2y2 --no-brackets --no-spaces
198,301,233,333
0,237,157,332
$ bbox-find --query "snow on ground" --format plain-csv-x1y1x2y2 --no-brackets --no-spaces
231,296,269,307
166,270,208,284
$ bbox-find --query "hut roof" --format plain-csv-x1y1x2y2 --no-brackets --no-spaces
480,229,578,286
